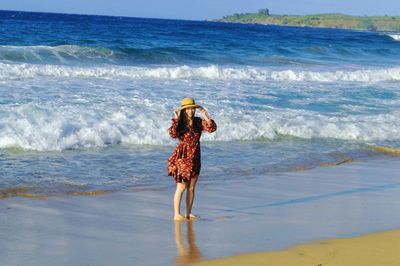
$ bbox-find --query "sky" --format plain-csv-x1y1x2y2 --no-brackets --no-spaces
1,0,400,20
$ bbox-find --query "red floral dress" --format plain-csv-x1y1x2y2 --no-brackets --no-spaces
168,117,217,183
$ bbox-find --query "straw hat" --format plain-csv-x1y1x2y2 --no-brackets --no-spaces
178,97,200,111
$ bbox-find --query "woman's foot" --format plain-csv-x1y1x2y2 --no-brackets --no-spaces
174,214,186,221
186,213,198,220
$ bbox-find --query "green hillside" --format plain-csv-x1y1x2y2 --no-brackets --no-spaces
219,12,400,32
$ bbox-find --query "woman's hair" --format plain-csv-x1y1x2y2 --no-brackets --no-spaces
177,109,191,136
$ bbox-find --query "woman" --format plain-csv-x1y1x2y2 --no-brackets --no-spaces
168,97,217,221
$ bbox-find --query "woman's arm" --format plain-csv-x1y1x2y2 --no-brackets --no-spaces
199,107,217,133
168,109,181,138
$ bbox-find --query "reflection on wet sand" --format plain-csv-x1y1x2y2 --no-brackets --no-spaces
174,221,203,266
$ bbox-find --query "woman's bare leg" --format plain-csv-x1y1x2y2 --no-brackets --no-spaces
174,182,187,220
185,175,199,219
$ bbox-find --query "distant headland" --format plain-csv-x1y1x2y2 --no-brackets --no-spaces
216,10,400,32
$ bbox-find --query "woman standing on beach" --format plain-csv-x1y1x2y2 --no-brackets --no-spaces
168,98,217,221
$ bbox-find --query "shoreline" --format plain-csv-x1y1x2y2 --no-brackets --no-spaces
1,157,400,265
1,144,398,200
213,19,400,35
193,229,400,266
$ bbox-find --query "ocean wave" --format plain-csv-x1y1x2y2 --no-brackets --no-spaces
1,62,400,82
0,45,118,64
0,41,398,66
0,104,399,151
0,44,214,65
387,33,400,41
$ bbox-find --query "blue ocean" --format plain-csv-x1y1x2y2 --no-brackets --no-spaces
0,10,399,195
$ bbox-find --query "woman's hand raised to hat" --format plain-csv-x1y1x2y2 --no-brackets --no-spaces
174,109,180,120
198,106,211,122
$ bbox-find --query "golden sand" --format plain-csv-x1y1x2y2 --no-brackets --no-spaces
320,156,354,167
193,230,400,266
66,189,113,196
0,186,48,200
319,152,354,167
369,145,400,156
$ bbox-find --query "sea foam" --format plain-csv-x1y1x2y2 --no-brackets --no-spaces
388,34,400,41
2,62,400,83
0,103,399,151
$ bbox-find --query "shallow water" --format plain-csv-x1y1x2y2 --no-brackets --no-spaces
0,10,399,194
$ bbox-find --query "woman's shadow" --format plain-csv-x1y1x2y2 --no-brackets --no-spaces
174,220,203,266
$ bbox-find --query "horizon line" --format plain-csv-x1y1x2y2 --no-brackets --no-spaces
2,9,398,22
0,9,203,22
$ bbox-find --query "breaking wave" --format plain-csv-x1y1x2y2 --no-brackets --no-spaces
387,34,400,41
1,63,400,83
0,104,399,151
0,45,118,64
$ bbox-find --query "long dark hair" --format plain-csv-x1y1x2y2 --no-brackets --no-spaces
177,109,193,136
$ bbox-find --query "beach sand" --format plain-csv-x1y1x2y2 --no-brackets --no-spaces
193,229,400,266
1,157,400,265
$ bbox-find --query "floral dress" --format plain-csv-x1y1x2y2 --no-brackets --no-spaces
168,117,217,183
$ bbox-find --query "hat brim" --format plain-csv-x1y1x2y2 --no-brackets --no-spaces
178,104,200,111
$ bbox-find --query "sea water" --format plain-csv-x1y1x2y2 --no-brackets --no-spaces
0,10,399,195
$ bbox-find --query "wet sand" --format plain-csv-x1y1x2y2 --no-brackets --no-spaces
1,158,400,265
